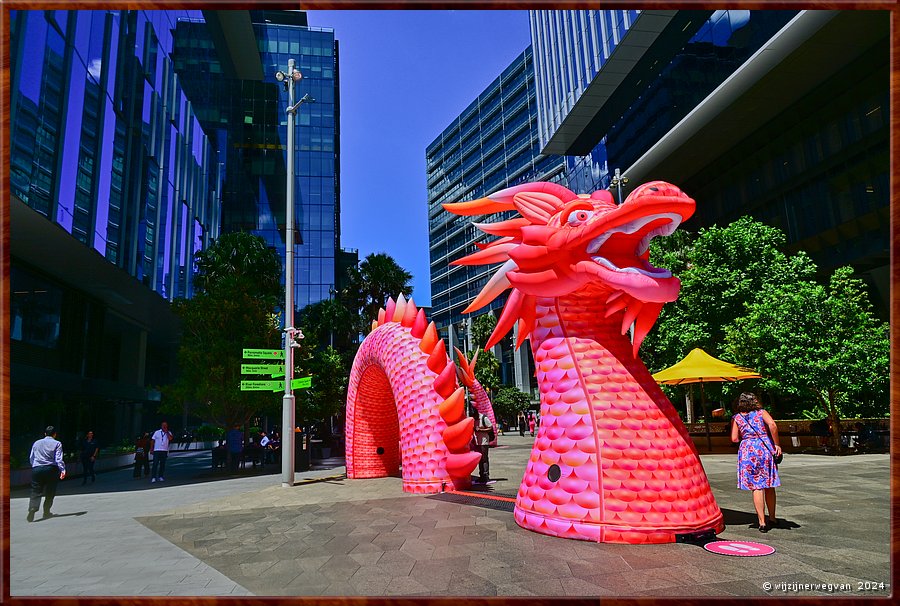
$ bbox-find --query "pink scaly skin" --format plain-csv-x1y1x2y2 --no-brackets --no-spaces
346,295,481,494
445,181,725,543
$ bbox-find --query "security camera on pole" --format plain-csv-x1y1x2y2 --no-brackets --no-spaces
274,59,313,487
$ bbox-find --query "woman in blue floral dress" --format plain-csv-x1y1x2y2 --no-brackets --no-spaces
731,392,782,532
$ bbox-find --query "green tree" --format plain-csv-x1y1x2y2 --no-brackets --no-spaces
492,386,533,425
642,217,817,408
470,313,498,349
297,297,357,352
467,349,501,394
296,346,348,432
162,232,283,429
725,266,889,448
343,253,413,329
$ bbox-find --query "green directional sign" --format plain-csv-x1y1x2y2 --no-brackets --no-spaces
242,348,285,360
241,364,284,374
292,376,312,390
240,380,283,391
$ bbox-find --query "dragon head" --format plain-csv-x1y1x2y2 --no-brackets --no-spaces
443,181,694,355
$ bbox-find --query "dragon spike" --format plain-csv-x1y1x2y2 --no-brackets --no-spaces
442,415,475,453
419,321,440,354
383,297,396,324
444,451,481,479
442,197,515,216
621,300,644,337
474,236,515,250
377,308,386,325
401,297,418,327
427,339,449,374
632,302,664,357
438,387,466,424
434,362,458,399
606,290,624,304
463,259,515,314
473,218,530,237
516,294,536,350
371,320,378,332
453,346,476,387
486,289,524,350
451,243,517,266
392,293,407,323
604,295,629,318
411,308,428,338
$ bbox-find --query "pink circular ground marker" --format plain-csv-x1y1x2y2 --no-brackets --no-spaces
704,540,775,556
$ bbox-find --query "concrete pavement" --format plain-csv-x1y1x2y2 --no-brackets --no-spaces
9,435,891,597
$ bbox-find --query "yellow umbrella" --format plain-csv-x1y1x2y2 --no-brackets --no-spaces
653,348,761,451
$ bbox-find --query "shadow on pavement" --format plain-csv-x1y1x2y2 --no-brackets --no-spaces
721,507,801,530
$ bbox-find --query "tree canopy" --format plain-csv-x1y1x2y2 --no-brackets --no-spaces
342,252,413,329
725,266,889,444
491,386,533,424
162,232,283,429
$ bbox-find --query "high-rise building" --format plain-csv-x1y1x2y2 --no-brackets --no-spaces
174,10,341,310
529,9,889,313
9,10,220,451
426,47,565,392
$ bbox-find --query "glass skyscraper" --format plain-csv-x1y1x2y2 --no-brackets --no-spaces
528,9,889,313
426,47,565,392
427,47,565,331
173,10,341,311
9,9,220,454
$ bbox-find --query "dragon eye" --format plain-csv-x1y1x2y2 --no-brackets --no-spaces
566,209,594,225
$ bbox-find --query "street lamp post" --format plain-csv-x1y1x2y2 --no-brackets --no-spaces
610,168,629,205
275,59,314,487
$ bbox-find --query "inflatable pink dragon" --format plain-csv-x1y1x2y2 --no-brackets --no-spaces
443,181,724,543
346,180,723,544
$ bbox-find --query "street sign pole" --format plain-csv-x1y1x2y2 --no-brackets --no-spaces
282,58,297,488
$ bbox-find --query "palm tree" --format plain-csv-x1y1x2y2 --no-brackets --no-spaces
343,252,413,326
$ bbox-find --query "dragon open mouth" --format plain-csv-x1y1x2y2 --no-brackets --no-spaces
585,212,682,279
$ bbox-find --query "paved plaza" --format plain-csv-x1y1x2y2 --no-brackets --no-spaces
9,435,891,597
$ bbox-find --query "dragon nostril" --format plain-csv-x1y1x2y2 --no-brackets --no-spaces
649,187,659,192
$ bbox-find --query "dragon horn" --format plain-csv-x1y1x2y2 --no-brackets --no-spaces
451,242,517,266
463,260,515,314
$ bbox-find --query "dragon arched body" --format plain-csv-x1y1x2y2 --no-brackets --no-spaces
444,181,725,544
345,295,492,493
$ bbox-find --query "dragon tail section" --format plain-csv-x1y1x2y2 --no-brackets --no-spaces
346,296,480,493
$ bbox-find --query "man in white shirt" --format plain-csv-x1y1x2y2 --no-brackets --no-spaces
28,426,66,521
259,431,272,465
150,421,174,483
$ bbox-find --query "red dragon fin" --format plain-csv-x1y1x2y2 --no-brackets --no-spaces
512,192,566,224
427,339,449,374
632,302,664,357
384,297,396,324
463,260,515,314
453,346,475,388
621,300,644,337
515,294,536,350
401,297,418,327
433,362,458,399
411,308,427,338
419,322,439,354
451,242,518,266
486,289,524,350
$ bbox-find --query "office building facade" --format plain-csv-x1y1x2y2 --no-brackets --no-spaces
426,47,565,392
9,10,220,456
529,9,889,312
174,10,341,311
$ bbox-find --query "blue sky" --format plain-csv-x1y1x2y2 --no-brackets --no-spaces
308,10,532,307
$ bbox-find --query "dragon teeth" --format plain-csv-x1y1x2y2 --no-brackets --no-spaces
591,256,673,279
586,212,682,255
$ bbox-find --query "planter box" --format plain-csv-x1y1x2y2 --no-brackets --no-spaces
11,453,137,487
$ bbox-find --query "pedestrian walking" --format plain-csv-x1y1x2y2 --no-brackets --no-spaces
80,430,99,485
225,424,244,472
528,414,536,437
150,421,174,483
731,392,782,532
27,426,66,522
473,413,494,484
518,412,526,437
133,432,151,478
259,431,273,465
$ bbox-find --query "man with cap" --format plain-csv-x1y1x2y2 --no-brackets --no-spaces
27,426,66,522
